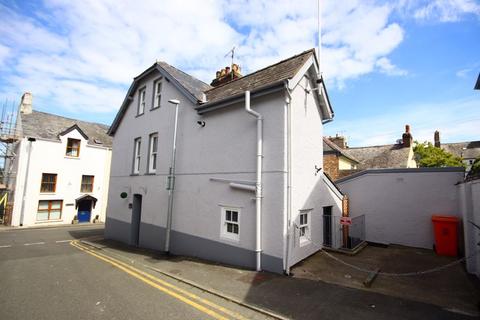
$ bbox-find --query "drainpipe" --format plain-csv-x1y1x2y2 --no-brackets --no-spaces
19,137,36,226
245,90,263,272
164,99,180,254
284,83,293,275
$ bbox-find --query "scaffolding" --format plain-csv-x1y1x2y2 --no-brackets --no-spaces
0,99,21,225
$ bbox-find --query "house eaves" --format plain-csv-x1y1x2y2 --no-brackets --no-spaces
109,63,210,136
59,124,89,141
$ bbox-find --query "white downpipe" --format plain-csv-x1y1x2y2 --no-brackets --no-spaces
245,90,263,272
284,84,293,275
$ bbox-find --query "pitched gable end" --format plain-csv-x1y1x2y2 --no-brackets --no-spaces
59,124,89,140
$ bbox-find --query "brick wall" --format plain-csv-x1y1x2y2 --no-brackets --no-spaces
323,154,339,180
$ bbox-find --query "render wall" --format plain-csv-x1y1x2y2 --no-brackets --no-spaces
459,179,480,277
10,132,111,227
287,76,342,268
337,168,464,249
106,70,286,272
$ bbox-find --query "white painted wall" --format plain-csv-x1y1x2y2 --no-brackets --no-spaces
10,129,111,227
337,169,464,249
459,179,480,277
287,75,342,268
107,70,286,261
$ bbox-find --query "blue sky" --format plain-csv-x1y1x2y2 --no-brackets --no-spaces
0,0,479,146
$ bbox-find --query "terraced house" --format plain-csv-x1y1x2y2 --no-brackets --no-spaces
105,49,344,274
6,93,112,227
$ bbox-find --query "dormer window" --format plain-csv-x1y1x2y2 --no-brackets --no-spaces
66,138,80,157
138,87,146,115
153,79,162,109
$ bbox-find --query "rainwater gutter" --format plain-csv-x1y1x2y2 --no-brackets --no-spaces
244,90,263,272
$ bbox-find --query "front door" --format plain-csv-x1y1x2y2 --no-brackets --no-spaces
131,194,142,246
323,206,333,247
77,200,92,223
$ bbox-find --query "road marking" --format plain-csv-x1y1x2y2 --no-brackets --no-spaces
74,242,250,320
55,240,72,243
71,241,250,320
0,245,12,248
24,242,45,246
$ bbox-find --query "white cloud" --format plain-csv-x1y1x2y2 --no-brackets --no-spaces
398,0,480,22
3,0,470,116
376,57,408,76
0,44,10,67
325,96,480,146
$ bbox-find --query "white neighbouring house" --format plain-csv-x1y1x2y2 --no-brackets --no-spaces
6,93,112,227
105,49,344,274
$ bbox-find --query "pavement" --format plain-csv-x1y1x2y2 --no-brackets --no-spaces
292,244,480,317
79,235,479,320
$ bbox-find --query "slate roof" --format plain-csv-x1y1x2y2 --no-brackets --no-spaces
442,141,480,159
204,49,316,104
21,111,112,147
156,61,211,101
346,144,412,169
323,137,359,163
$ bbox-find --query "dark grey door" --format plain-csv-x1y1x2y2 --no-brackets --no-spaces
323,206,333,247
131,194,142,246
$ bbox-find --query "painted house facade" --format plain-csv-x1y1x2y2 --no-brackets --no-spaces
7,93,112,227
105,49,344,274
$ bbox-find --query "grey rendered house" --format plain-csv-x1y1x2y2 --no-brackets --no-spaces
105,49,343,274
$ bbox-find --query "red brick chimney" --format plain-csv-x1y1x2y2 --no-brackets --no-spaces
402,124,412,148
330,135,347,149
434,130,441,148
210,63,242,87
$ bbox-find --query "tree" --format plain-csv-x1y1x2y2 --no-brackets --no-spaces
413,141,464,168
469,157,480,175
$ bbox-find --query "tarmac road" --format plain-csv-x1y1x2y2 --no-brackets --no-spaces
0,225,272,320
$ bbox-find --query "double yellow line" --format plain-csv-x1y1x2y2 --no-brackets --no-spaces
71,240,249,320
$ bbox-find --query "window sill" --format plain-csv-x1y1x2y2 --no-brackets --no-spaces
220,234,240,243
135,113,145,118
130,173,140,176
65,156,80,160
150,106,160,111
39,192,57,195
35,219,63,224
145,172,156,176
299,238,311,247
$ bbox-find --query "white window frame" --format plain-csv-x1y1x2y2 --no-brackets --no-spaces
299,210,311,246
153,80,162,109
138,87,146,115
148,133,158,173
133,138,141,174
220,207,240,242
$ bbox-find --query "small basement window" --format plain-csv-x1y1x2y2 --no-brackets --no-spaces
221,207,240,241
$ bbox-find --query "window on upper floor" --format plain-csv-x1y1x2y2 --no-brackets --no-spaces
152,79,162,109
133,138,141,174
66,138,80,157
36,200,62,221
138,87,146,115
81,175,94,193
40,173,57,193
220,207,240,241
148,133,158,173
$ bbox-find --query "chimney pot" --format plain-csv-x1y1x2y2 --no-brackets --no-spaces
402,124,412,148
434,130,441,148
